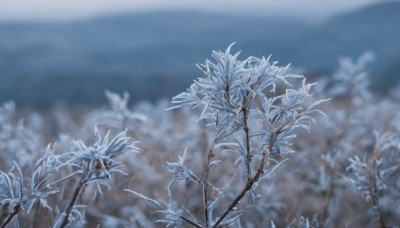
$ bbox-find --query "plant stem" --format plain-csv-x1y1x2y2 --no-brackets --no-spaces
372,190,386,228
201,147,215,228
1,204,20,228
242,107,251,180
60,181,84,228
212,133,275,228
371,168,386,228
181,216,202,228
32,201,41,228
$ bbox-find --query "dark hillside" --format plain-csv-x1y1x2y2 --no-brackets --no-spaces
0,2,399,105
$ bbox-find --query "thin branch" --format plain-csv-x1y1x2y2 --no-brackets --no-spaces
242,107,252,180
370,163,386,228
212,133,275,228
1,204,20,228
200,146,215,228
181,215,202,228
60,179,85,228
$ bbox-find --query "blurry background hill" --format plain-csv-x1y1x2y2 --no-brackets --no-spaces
0,1,399,106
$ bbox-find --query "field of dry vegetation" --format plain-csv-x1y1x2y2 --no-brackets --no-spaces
1,46,399,227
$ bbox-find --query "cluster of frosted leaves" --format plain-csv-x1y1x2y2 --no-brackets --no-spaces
69,126,139,188
330,51,374,105
0,163,23,214
170,44,301,138
0,161,59,227
0,124,138,227
0,102,40,169
26,145,66,212
346,131,400,221
0,103,59,225
166,150,199,182
257,78,328,155
171,44,327,143
50,127,138,227
85,91,147,131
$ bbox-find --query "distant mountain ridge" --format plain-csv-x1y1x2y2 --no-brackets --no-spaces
0,1,399,106
328,1,400,25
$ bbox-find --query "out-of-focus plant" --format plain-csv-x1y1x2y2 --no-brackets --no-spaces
346,131,400,227
54,126,138,228
329,51,374,106
0,156,60,228
0,162,24,227
0,125,138,228
0,102,40,170
126,44,328,227
85,91,147,131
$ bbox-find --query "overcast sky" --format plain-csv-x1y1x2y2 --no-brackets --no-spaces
0,0,384,21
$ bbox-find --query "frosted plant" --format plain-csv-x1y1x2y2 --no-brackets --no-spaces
0,102,14,124
133,99,204,153
0,102,40,170
0,158,59,227
0,113,60,228
0,162,24,227
56,126,138,228
104,91,147,126
85,91,146,131
330,51,374,105
295,59,399,226
346,131,400,227
126,44,328,227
